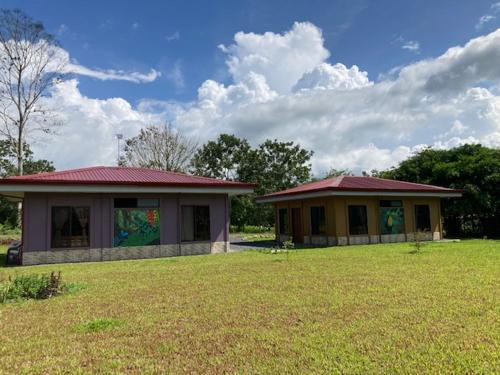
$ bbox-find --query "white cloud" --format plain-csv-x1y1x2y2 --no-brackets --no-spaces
219,22,330,94
402,40,420,53
165,61,185,89
165,31,180,42
32,79,161,168
476,14,496,30
171,25,500,174
17,23,500,175
65,63,160,83
52,46,161,83
293,63,372,91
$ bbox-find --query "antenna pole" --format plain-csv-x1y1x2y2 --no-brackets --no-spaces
115,133,123,165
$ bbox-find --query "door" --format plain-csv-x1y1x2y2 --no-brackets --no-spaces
291,208,303,244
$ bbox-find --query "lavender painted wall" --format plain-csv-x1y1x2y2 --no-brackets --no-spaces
23,192,230,252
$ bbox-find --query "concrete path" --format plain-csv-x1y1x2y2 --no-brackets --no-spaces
229,234,276,252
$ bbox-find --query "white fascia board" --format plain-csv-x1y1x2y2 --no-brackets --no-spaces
0,184,253,196
257,190,462,203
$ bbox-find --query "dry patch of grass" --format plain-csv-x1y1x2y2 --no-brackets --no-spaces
0,240,498,373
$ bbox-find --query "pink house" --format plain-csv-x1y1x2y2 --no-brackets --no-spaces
0,166,254,265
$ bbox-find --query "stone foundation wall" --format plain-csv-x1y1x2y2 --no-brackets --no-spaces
380,234,407,243
22,242,230,265
348,235,370,245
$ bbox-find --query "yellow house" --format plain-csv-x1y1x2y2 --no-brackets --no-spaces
257,176,461,246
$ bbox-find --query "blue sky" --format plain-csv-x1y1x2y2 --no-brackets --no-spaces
3,0,500,173
6,0,498,104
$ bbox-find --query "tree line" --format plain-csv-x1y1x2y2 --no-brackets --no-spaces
120,125,500,238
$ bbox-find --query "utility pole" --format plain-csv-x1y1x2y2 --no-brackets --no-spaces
115,133,123,165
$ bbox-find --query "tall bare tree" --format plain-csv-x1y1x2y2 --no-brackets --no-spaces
0,9,64,176
121,123,198,173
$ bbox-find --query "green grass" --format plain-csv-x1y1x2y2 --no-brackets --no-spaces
74,318,124,333
0,240,499,373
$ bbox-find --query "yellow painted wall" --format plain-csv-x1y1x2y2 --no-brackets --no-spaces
274,196,443,239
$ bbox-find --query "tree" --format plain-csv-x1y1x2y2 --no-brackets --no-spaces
325,168,354,178
121,123,198,173
191,135,313,227
376,144,500,238
191,134,251,180
0,139,54,226
0,9,64,176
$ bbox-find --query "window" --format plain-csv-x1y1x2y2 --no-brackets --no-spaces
348,205,368,235
310,206,326,235
182,205,210,242
51,206,90,248
113,198,160,247
379,200,405,235
415,205,431,232
278,208,288,235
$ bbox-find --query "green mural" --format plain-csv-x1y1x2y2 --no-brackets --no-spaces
379,207,405,235
114,208,160,247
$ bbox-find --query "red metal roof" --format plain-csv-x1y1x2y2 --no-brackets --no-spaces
0,166,254,189
258,175,460,200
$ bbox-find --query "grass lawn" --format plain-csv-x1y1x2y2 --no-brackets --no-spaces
0,240,499,373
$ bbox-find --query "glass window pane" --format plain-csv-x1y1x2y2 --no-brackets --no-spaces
113,208,160,247
51,206,90,248
181,206,194,241
311,206,326,235
380,200,402,207
348,205,368,235
194,206,210,241
181,205,210,242
415,205,431,232
114,198,138,208
278,208,288,234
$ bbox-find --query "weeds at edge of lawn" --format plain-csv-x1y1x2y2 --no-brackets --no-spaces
74,318,124,333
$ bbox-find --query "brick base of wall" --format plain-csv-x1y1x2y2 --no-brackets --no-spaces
297,232,438,248
22,241,229,265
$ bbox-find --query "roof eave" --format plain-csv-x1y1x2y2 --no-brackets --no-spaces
0,183,254,196
256,189,462,203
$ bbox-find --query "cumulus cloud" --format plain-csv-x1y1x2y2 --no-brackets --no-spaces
293,63,372,91
219,22,330,94
23,23,500,175
171,24,500,174
33,79,161,167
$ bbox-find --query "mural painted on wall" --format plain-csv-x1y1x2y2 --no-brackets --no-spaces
379,207,405,235
113,209,160,247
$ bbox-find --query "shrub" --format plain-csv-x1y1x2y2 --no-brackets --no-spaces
0,222,21,236
0,272,64,302
410,231,426,254
230,225,274,234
